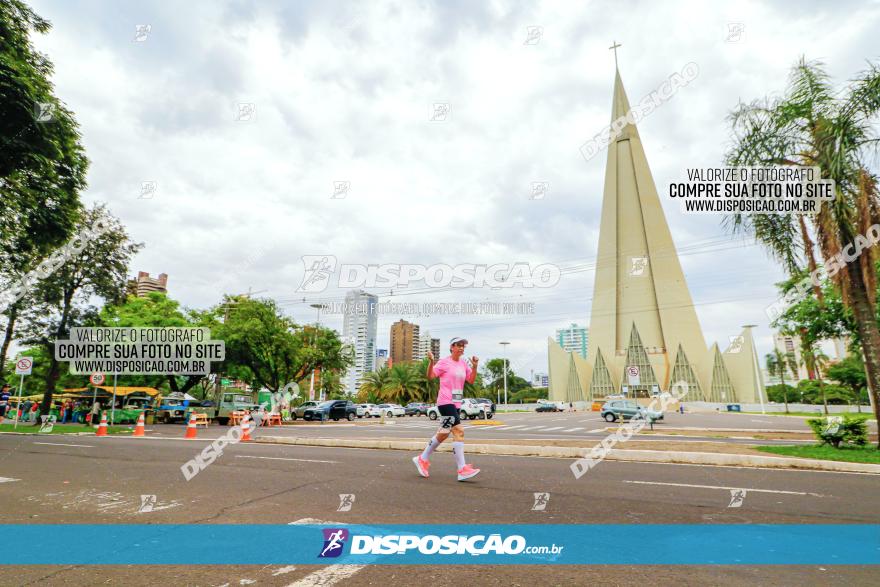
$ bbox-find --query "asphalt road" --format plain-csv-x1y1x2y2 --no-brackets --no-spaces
1,433,877,586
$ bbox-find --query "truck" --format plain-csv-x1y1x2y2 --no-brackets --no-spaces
193,390,260,425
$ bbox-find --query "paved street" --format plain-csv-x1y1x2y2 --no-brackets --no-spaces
1,431,877,586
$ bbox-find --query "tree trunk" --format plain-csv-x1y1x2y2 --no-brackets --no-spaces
0,304,19,378
780,371,789,414
40,290,74,417
846,266,880,447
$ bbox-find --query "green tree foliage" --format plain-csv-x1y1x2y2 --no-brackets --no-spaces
807,415,868,448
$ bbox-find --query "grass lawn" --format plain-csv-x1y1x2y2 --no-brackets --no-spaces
757,444,880,464
0,423,133,435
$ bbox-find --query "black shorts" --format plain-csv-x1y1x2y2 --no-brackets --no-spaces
0,405,7,417
437,403,460,429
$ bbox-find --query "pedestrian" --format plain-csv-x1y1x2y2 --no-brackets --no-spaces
22,399,32,423
679,404,684,414
251,406,264,429
413,337,480,481
29,401,38,423
0,384,10,424
90,401,102,426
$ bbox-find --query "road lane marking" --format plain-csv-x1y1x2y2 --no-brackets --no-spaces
586,428,607,433
623,480,829,497
287,518,366,587
501,425,526,430
33,442,94,448
563,427,583,432
0,477,20,483
236,455,338,464
542,427,564,431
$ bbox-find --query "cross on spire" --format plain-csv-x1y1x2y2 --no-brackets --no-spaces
609,40,622,69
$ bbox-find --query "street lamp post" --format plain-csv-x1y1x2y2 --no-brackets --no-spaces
310,304,323,401
500,341,510,410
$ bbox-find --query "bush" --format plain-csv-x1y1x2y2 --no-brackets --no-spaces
806,415,868,448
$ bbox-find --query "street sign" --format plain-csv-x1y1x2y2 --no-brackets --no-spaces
626,365,640,386
90,372,106,386
15,357,33,375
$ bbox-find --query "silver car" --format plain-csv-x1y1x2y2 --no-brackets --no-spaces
291,401,320,420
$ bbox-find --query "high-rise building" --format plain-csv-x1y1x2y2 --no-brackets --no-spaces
415,331,441,361
375,349,389,370
390,319,420,364
556,324,588,359
127,271,168,297
342,290,378,396
548,65,764,404
772,332,848,381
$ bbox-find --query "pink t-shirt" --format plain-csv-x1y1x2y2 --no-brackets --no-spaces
432,356,472,407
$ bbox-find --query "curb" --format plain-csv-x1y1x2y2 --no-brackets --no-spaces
255,436,880,474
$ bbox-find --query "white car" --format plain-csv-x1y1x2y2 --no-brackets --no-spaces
427,399,490,421
356,404,373,418
376,403,405,418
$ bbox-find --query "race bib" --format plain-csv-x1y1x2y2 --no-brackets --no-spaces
452,389,463,402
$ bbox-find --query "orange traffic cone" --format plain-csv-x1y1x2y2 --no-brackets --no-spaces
95,413,108,437
184,413,198,439
132,412,145,437
240,415,252,442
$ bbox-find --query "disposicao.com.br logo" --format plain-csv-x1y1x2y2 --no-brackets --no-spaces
319,531,563,557
296,255,561,293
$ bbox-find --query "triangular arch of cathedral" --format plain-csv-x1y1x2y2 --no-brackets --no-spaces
623,323,659,396
669,343,704,400
710,345,738,403
590,349,616,397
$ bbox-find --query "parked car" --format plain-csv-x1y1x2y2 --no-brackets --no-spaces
376,403,405,418
535,403,560,413
428,398,490,420
355,404,373,418
475,398,496,415
291,401,320,420
303,400,357,421
600,400,663,422
366,404,382,418
404,402,429,416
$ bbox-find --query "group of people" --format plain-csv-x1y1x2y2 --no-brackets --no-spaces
0,383,108,425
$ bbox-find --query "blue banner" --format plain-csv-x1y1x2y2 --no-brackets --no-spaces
1,524,877,565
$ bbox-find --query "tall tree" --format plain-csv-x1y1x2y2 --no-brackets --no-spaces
726,58,880,443
765,349,796,413
17,205,141,416
0,1,89,377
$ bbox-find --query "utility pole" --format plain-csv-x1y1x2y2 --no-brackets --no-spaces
500,341,510,410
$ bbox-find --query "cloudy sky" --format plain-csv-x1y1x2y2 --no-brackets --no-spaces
26,0,880,376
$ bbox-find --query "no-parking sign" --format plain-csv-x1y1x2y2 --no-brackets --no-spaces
15,357,33,375
626,365,640,386
90,372,106,386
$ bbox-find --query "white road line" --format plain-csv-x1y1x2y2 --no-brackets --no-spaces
272,565,297,576
287,518,366,587
563,427,583,432
0,477,20,483
542,427,564,431
501,425,526,430
518,426,544,431
235,455,338,464
623,480,829,497
33,442,94,448
586,428,607,433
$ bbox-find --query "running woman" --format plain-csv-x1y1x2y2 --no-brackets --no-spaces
413,337,480,481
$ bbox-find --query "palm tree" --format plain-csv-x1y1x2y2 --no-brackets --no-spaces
358,367,391,403
725,58,880,444
765,348,796,413
385,363,422,405
801,345,831,414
